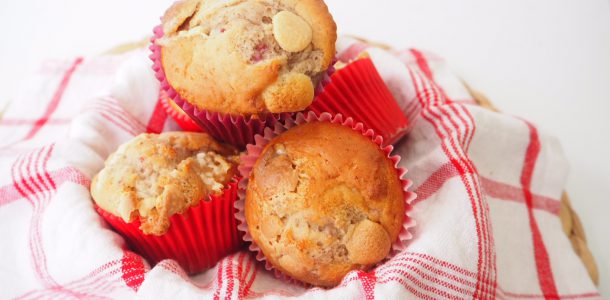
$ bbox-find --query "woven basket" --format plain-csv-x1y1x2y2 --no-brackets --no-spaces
103,38,598,286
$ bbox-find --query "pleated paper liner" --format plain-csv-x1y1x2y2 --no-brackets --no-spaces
159,89,203,132
95,179,243,275
235,112,417,285
150,25,333,149
308,58,409,146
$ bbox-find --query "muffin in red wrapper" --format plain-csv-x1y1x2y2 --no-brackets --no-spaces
159,89,203,132
149,0,337,149
309,58,409,146
235,112,416,287
91,132,244,274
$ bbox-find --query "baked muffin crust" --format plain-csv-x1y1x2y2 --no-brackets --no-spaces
245,122,404,287
91,132,239,235
157,0,336,115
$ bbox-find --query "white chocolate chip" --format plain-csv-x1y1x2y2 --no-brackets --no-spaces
176,26,208,39
272,11,313,52
262,72,314,113
346,219,391,265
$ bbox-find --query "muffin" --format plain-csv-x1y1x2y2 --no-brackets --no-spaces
156,0,337,115
92,131,239,234
92,132,243,273
244,120,406,287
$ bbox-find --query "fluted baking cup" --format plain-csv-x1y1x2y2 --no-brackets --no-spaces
309,58,409,145
150,25,333,149
96,179,243,275
235,111,416,284
159,89,203,132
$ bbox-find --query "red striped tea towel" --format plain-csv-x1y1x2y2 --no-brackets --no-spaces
0,37,599,299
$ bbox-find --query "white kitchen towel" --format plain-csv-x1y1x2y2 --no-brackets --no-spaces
0,37,599,299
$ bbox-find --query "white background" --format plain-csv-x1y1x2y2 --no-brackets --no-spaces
0,0,608,296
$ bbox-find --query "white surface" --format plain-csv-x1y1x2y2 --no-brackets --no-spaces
0,0,608,296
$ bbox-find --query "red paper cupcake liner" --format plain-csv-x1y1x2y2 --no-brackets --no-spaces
149,25,334,149
96,179,244,275
308,58,409,146
235,112,416,283
159,89,203,132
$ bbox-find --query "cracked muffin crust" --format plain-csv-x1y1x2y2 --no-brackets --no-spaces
91,132,239,235
245,122,404,287
157,0,337,115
